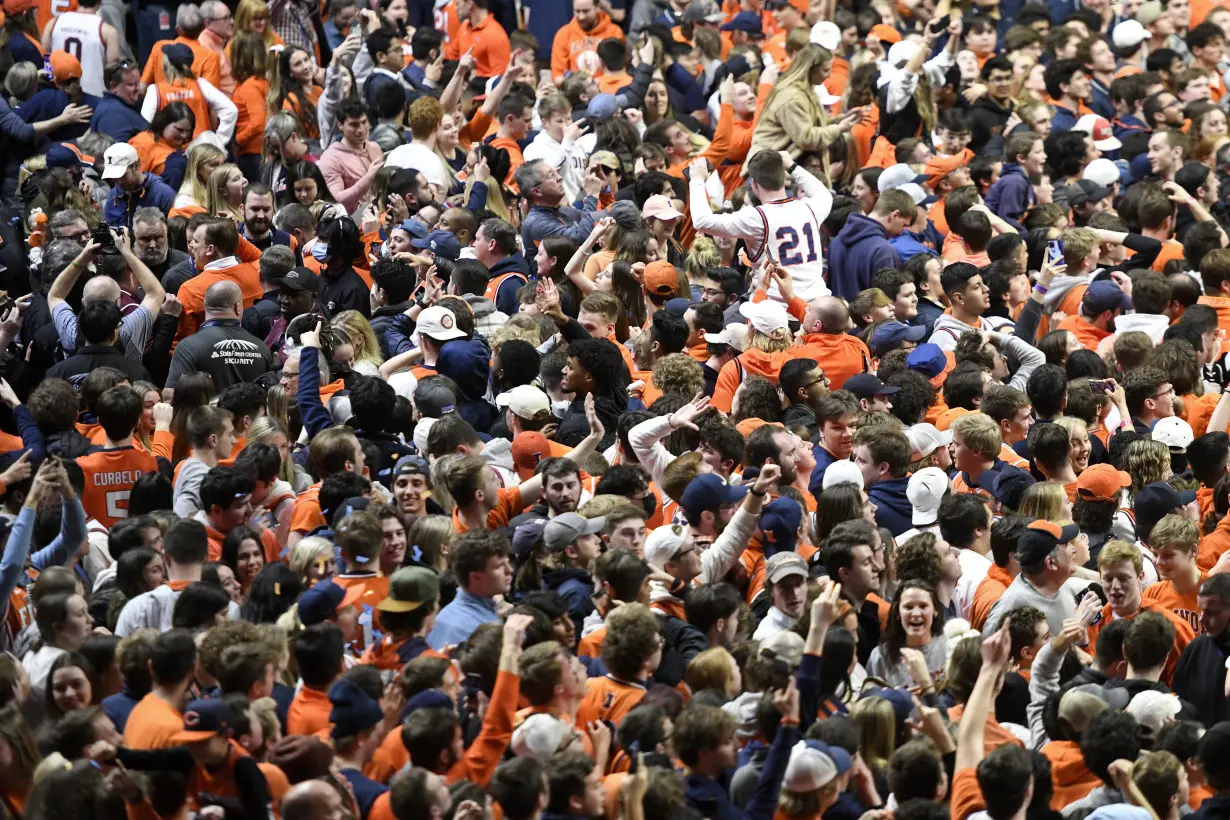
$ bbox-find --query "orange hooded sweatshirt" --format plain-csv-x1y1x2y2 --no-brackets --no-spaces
1042,740,1100,811
550,11,625,80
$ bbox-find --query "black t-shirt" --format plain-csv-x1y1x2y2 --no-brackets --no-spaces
166,319,275,389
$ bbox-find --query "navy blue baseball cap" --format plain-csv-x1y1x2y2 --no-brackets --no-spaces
396,219,430,239
1134,481,1197,540
842,373,901,400
170,699,237,743
720,10,764,34
977,465,1036,511
1083,280,1131,315
299,579,364,627
759,498,801,558
870,321,927,355
412,230,462,262
329,678,385,738
906,343,947,378
681,474,748,519
45,143,92,170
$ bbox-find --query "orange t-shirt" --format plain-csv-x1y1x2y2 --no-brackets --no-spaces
1085,601,1195,682
970,564,1014,631
1057,314,1110,352
76,446,160,528
1141,573,1206,634
577,625,606,659
287,685,333,736
576,675,647,727
452,486,524,534
128,131,176,177
176,260,263,341
289,482,324,535
202,521,281,564
952,768,986,820
36,0,78,36
946,703,1024,754
443,13,510,78
1198,510,1230,571
122,693,184,749
233,77,270,156
142,37,222,88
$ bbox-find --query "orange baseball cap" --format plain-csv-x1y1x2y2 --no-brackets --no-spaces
511,431,551,481
868,24,902,44
924,154,965,189
643,260,679,298
1077,463,1132,503
49,51,82,84
2,0,36,14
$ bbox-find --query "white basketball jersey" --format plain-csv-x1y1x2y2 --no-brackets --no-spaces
50,11,106,96
751,197,831,301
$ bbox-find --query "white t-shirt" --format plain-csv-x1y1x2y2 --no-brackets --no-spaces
385,143,449,190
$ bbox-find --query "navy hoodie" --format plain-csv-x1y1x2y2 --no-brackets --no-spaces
985,163,1034,231
869,476,912,537
543,567,595,624
437,335,498,432
828,214,902,301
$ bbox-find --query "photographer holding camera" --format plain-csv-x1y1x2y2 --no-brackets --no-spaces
46,224,167,363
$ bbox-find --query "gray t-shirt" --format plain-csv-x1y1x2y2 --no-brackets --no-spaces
173,457,209,519
984,574,1077,638
865,634,949,689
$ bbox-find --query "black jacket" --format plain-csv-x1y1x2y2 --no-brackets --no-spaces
322,266,370,317
161,256,195,292
653,612,708,688
1173,633,1230,725
968,97,1014,156
47,344,151,386
370,301,413,359
166,319,275,390
242,293,280,339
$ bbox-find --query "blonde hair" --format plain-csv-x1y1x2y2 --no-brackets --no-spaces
1148,514,1198,553
205,163,244,221
332,310,384,370
951,413,1002,461
246,416,294,484
1053,416,1089,468
1018,482,1068,521
1126,439,1171,498
178,142,226,209
235,0,277,47
162,53,197,83
1098,539,1144,573
684,236,720,281
408,515,454,572
287,536,334,586
686,647,738,696
749,327,794,353
850,696,896,771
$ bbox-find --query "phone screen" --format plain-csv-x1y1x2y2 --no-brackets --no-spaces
1046,239,1064,265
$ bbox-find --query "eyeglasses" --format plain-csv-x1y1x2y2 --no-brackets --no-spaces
1152,387,1175,399
802,373,830,389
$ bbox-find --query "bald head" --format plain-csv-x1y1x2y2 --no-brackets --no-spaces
282,780,342,820
815,297,850,334
204,280,243,317
83,276,121,306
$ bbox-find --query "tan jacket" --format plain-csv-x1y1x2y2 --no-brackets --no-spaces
747,81,844,175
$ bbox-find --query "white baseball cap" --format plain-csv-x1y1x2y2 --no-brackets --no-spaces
1083,158,1121,189
417,305,466,341
887,40,920,69
703,323,750,352
906,423,953,460
822,460,864,490
907,467,949,525
815,83,841,107
739,300,790,336
511,713,569,761
644,524,688,570
1112,19,1150,50
878,163,927,205
810,20,840,49
101,143,140,180
496,384,551,419
1152,416,1194,450
784,740,853,793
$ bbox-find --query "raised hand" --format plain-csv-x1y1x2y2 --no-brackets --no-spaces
981,621,1012,668
669,391,711,431
0,451,31,487
584,392,605,441
688,156,709,180
565,117,590,143
502,612,534,648
751,462,781,495
153,401,174,430
811,580,843,629
161,293,183,317
300,319,323,350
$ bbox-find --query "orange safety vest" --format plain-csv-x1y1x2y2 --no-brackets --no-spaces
484,270,528,306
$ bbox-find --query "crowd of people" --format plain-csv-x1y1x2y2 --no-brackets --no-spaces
4,0,1230,819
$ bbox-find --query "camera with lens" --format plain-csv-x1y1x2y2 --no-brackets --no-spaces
91,224,116,251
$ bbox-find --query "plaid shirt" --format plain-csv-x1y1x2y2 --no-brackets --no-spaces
270,0,318,59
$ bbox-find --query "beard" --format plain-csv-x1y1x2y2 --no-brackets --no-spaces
139,247,168,267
